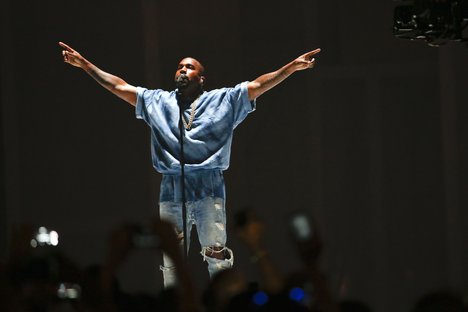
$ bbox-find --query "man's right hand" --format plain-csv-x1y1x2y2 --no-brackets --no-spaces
59,42,87,68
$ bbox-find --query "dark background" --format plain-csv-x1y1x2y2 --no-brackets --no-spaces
2,1,467,311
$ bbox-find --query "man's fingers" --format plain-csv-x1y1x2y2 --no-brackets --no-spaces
58,41,74,52
310,48,321,55
62,50,70,62
304,48,321,60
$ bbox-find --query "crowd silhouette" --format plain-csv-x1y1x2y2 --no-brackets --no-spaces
1,210,466,312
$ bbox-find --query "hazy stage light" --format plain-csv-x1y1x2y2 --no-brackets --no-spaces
30,226,59,247
252,291,269,306
289,287,306,302
57,283,81,300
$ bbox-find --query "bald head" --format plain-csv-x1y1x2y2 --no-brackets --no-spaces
178,57,204,75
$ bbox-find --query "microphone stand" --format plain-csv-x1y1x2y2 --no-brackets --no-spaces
177,94,189,261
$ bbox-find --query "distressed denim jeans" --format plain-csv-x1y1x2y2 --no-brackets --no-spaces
159,197,234,288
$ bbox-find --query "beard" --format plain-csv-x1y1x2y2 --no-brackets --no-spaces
175,74,189,89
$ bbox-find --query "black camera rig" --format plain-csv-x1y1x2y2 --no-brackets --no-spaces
393,0,468,46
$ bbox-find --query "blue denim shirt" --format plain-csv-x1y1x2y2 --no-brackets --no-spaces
136,81,256,202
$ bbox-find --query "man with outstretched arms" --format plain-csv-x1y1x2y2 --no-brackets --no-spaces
59,41,321,287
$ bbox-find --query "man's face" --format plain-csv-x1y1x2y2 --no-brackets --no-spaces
174,57,205,90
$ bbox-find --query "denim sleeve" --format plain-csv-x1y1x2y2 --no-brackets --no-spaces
229,81,256,129
135,87,164,125
135,86,149,122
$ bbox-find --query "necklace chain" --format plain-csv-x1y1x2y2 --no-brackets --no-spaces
182,95,200,130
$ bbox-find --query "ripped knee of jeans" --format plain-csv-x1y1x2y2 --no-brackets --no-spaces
159,265,176,272
201,246,234,264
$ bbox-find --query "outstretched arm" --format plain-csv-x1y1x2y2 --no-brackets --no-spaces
247,48,321,101
59,42,137,106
